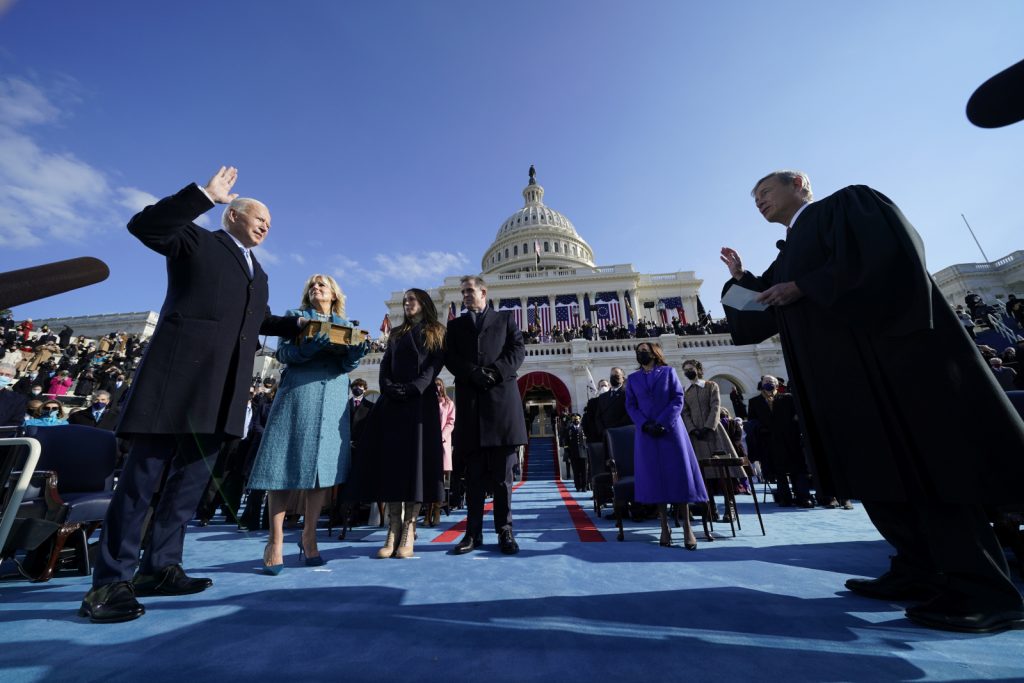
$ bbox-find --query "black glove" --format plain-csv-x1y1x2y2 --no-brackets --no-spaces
689,428,700,438
381,379,408,401
471,366,498,389
642,421,666,437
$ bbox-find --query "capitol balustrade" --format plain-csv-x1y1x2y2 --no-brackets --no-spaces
356,332,742,367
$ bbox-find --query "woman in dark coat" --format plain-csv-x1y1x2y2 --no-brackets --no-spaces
359,288,446,559
624,342,708,550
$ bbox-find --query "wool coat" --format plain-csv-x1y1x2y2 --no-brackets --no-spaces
117,183,298,438
624,365,708,504
357,322,445,503
444,309,528,452
247,310,367,490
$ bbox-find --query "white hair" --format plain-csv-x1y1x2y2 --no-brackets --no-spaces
221,197,267,229
752,170,813,201
0,363,15,374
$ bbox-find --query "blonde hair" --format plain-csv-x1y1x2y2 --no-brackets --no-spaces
299,274,346,317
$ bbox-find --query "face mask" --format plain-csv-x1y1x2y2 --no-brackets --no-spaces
636,351,653,366
609,376,622,388
29,372,37,380
46,409,59,419
0,376,11,389
91,401,106,411
352,387,365,397
762,384,776,393
598,385,609,395
683,370,698,381
31,389,42,396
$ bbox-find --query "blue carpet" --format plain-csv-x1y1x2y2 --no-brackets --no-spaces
2,443,1024,682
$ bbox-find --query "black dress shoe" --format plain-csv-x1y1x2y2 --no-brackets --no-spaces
133,564,213,597
79,581,145,623
906,596,1024,633
498,529,519,555
453,534,483,555
845,572,938,602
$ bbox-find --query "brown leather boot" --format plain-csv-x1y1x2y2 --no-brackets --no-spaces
376,502,403,559
394,502,421,559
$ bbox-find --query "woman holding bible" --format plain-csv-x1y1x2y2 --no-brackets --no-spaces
248,274,368,573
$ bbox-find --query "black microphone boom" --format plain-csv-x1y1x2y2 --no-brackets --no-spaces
0,257,110,310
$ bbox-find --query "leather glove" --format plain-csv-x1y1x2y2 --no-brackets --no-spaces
384,381,408,401
299,332,331,358
689,429,700,438
701,427,714,439
642,421,663,437
481,367,500,387
471,366,496,389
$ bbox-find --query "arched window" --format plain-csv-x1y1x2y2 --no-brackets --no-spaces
544,241,550,252
504,248,509,258
554,242,560,252
514,245,519,256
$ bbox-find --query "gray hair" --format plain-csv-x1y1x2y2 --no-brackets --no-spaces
751,170,813,201
459,275,487,290
221,197,268,229
95,390,111,401
0,363,15,375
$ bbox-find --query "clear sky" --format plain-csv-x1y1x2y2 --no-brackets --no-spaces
2,1,1023,332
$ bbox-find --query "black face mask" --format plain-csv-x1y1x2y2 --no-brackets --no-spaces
609,376,623,388
636,351,653,366
683,370,698,381
352,387,365,397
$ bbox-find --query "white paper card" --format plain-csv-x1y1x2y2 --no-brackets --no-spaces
721,285,768,312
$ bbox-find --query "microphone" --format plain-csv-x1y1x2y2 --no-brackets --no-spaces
776,240,786,251
0,257,110,309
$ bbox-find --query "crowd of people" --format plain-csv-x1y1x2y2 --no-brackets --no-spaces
522,315,730,344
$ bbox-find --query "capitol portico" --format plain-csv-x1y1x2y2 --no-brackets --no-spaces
350,168,787,412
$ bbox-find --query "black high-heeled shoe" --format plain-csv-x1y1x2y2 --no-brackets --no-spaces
659,527,672,547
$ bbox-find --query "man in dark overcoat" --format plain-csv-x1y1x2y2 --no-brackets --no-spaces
721,170,1024,633
444,275,527,555
79,167,301,623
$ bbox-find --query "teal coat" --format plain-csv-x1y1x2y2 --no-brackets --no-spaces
247,309,368,490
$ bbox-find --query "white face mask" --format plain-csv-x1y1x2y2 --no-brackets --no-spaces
0,376,11,389
598,385,609,394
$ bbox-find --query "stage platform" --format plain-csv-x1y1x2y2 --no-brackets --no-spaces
1,439,1022,682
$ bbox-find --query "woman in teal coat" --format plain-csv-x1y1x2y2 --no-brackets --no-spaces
248,274,368,572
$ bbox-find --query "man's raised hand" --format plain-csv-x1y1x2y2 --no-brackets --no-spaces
204,166,239,204
720,247,744,280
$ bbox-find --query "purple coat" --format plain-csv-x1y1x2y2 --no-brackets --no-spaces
625,366,708,504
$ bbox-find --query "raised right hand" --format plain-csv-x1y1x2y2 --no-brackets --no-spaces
720,247,744,280
204,166,239,204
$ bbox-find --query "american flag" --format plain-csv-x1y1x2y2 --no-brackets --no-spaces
498,298,522,329
527,296,551,333
447,302,457,322
659,296,684,325
554,294,579,330
594,291,622,328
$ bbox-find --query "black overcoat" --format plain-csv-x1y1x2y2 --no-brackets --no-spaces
723,185,1024,503
444,309,528,451
358,324,445,503
117,184,297,438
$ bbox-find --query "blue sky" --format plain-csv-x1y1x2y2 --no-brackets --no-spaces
2,1,1023,332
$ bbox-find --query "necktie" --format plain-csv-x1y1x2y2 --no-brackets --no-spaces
241,248,253,276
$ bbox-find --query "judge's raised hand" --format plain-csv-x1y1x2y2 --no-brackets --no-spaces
204,166,240,204
720,247,744,280
755,281,803,307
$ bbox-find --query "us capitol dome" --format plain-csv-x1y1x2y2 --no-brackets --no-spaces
481,165,596,274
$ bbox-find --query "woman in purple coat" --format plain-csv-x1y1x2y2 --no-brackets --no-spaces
625,342,708,549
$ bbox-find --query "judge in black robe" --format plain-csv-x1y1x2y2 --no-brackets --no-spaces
721,171,1024,633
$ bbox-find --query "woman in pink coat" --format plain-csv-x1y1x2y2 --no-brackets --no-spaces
48,370,73,396
427,377,456,526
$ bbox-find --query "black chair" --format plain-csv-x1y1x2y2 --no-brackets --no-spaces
15,425,118,581
605,425,636,542
586,442,614,518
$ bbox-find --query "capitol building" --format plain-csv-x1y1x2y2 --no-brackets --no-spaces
349,168,789,417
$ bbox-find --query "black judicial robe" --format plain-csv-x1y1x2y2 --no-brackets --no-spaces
722,185,1024,503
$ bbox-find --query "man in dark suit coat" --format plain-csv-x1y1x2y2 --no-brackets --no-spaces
67,390,120,431
745,376,813,508
582,367,632,446
444,275,527,555
80,167,302,624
